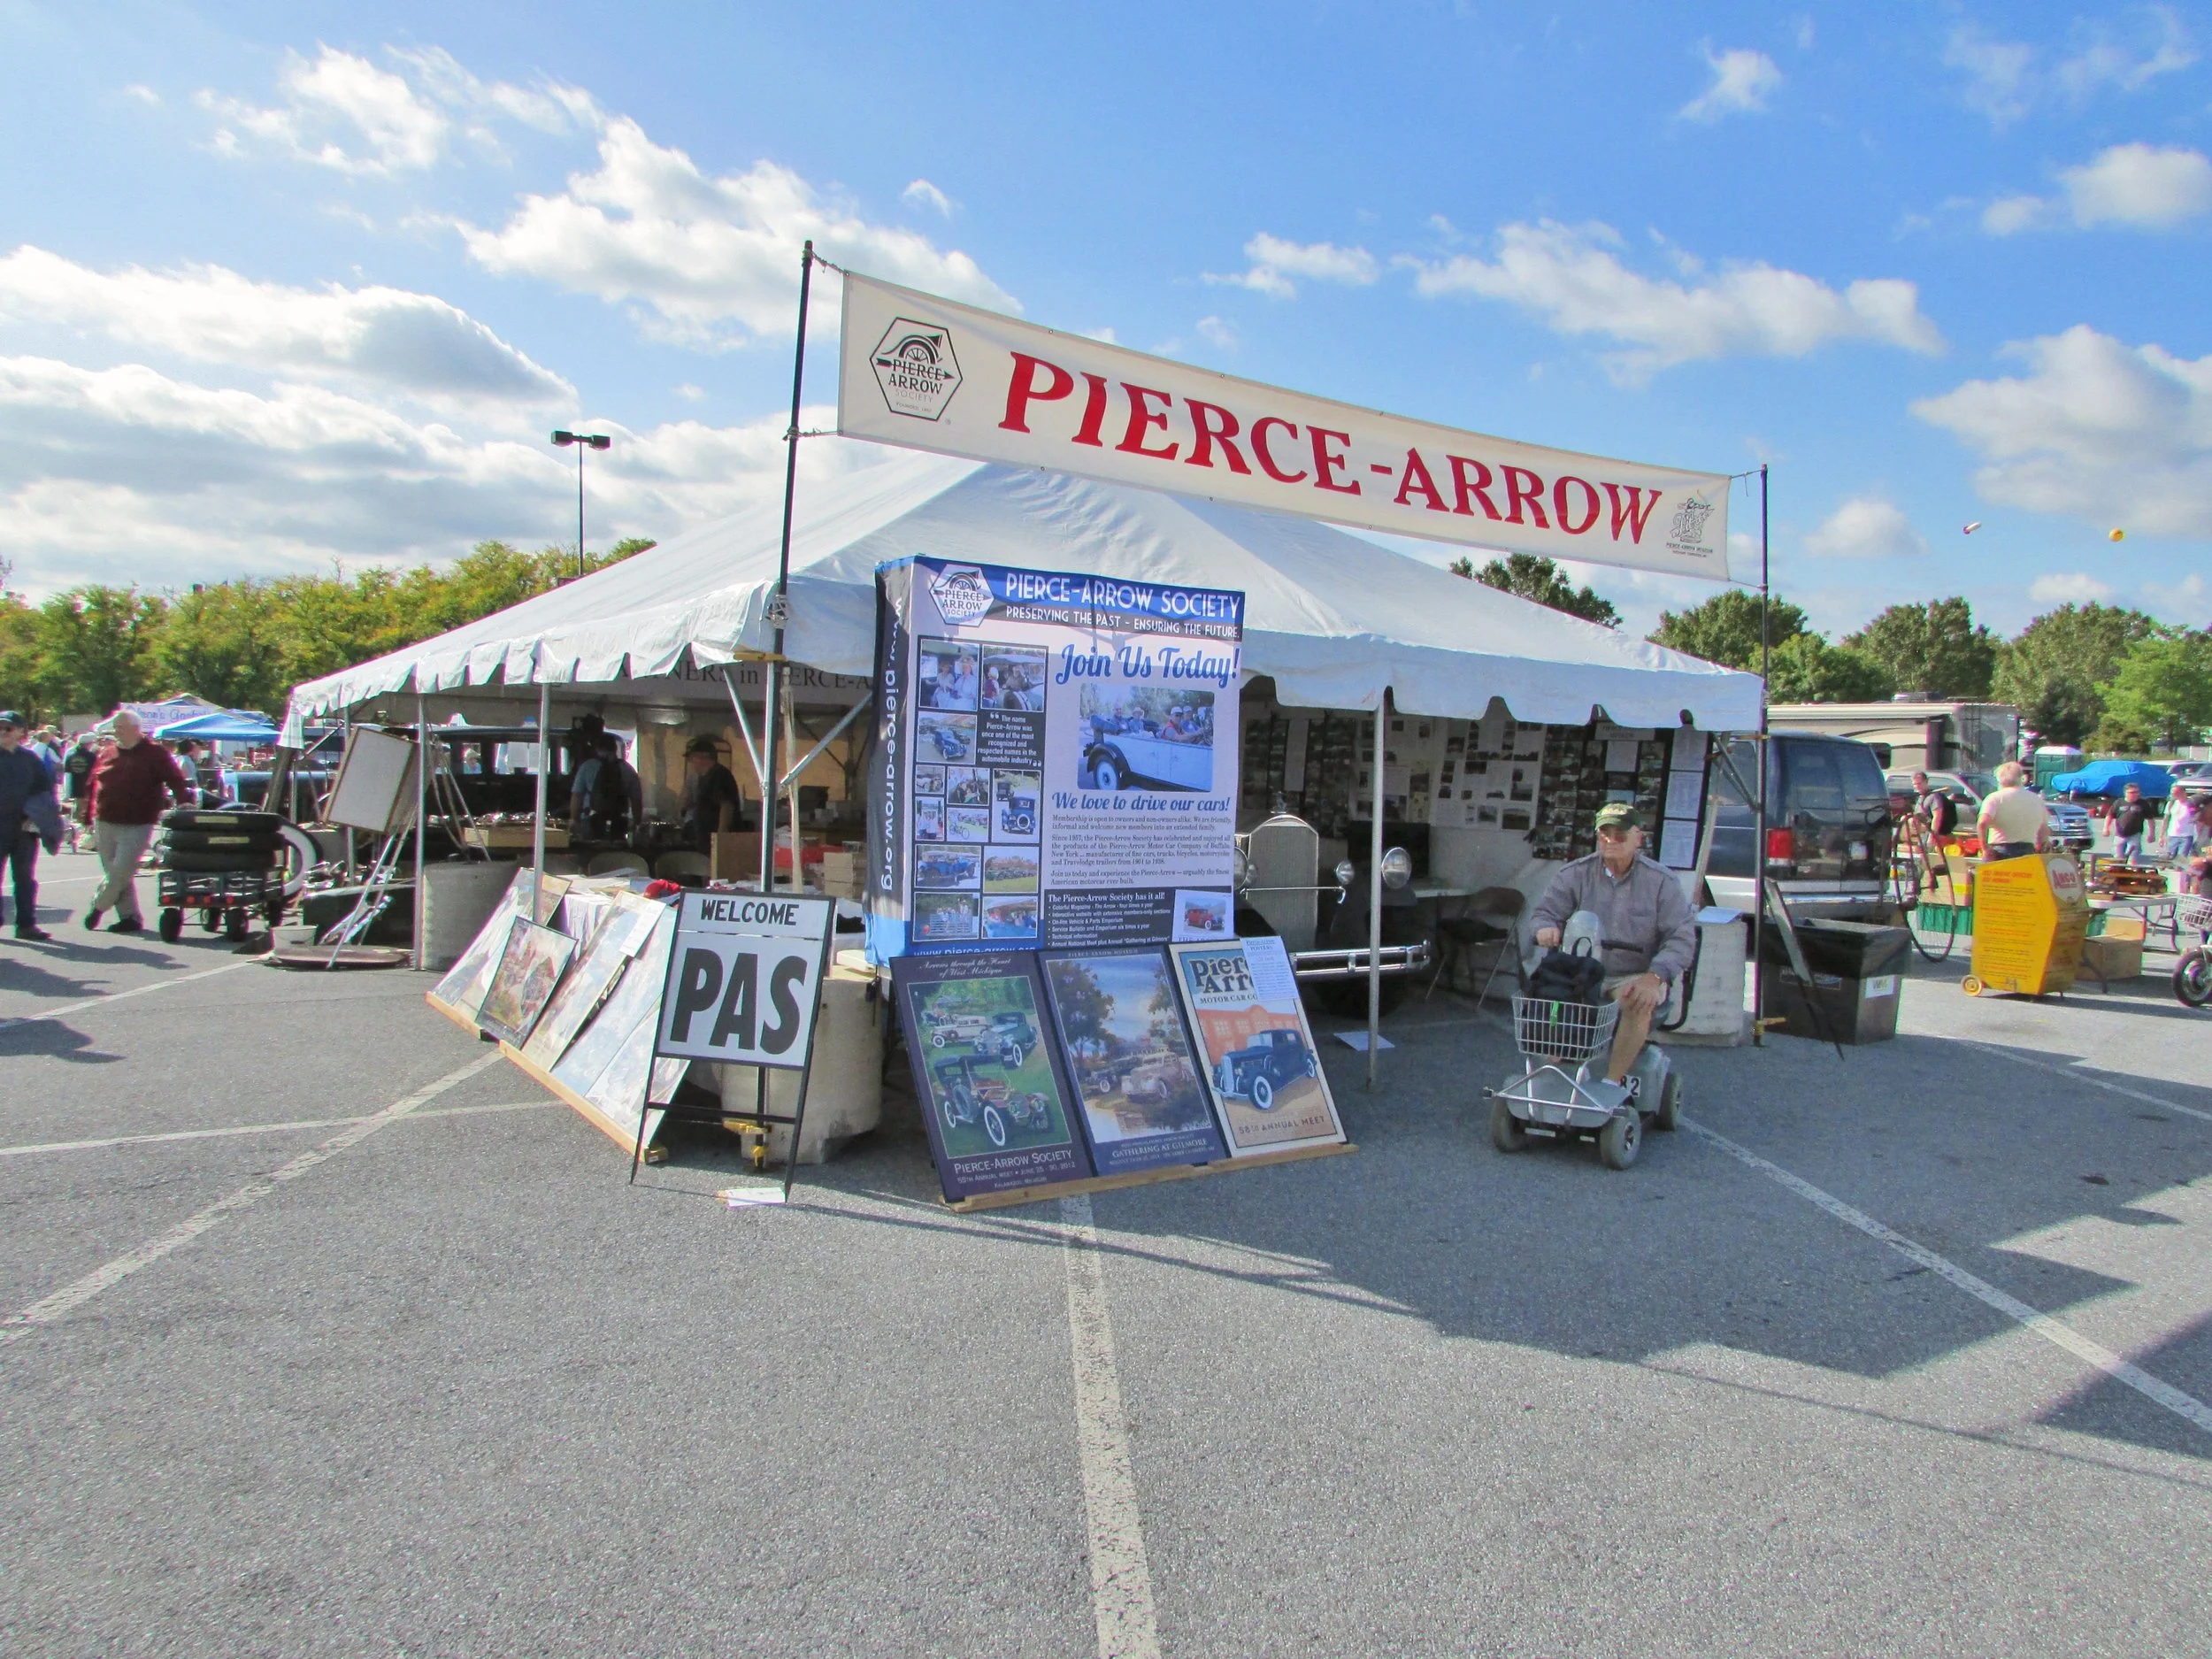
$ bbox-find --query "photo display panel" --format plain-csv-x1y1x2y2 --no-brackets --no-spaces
1041,945,1227,1177
872,558,1243,958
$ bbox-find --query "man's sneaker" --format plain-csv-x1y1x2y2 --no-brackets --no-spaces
108,917,143,934
15,926,53,942
83,908,103,930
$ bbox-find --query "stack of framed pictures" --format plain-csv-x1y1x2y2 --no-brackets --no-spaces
892,933,1348,1208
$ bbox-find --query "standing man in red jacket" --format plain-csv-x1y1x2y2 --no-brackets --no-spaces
82,710,193,933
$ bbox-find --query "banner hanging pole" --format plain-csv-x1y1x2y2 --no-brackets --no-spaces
531,680,550,922
762,239,815,894
1752,464,1770,1047
1368,696,1385,1088
412,692,427,971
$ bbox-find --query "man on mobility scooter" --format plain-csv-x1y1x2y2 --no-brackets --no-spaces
1491,803,1698,1168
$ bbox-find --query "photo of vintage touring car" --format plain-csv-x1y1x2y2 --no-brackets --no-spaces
924,1006,1037,1066
913,849,981,888
1215,1026,1317,1111
931,1052,1056,1149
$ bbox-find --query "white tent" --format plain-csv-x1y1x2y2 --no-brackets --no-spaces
286,444,1760,732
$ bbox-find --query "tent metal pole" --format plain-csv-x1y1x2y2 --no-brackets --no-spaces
1368,696,1385,1088
762,239,814,893
342,710,356,882
722,668,764,781
412,692,427,971
779,695,872,792
531,680,550,923
786,691,804,893
1752,464,1770,1047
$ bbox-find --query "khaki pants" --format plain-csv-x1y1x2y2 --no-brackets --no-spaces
1601,972,1656,1083
91,820,155,920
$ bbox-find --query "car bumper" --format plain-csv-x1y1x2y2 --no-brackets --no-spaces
1291,941,1433,980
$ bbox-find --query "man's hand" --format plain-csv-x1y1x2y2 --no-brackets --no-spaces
1615,972,1666,1014
1533,926,1561,948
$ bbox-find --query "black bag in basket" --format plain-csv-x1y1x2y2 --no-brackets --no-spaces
1525,947,1606,1006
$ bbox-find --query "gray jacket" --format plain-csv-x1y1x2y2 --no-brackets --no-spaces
1529,851,1698,983
0,746,64,849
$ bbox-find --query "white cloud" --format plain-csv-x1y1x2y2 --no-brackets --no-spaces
1405,219,1942,383
0,349,892,593
1985,143,2212,234
1913,324,2212,537
2141,572,2212,626
1679,47,1783,122
1205,233,1379,300
1195,315,1237,349
1946,11,2196,127
458,117,1017,348
673,382,707,402
197,43,597,174
902,179,953,216
2028,572,2117,604
122,84,160,106
0,246,570,404
1804,496,1928,559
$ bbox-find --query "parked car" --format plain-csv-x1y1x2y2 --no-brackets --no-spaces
1884,767,2093,852
1707,733,1894,922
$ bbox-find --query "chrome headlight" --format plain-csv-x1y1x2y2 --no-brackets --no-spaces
1380,847,1413,890
1333,859,1356,888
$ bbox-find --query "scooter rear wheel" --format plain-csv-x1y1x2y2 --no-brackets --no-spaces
1653,1072,1682,1131
1488,1095,1528,1153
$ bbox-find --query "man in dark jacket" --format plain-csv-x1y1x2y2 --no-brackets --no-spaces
0,710,65,941
679,734,748,853
83,710,194,933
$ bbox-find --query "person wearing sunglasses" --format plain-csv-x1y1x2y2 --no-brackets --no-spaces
1526,803,1696,1088
0,710,65,941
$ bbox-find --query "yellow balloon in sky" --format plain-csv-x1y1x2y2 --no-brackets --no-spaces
2109,527,2125,541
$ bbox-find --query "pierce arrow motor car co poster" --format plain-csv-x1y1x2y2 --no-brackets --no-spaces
868,557,1242,959
891,950,1092,1202
1041,946,1227,1177
838,270,1731,581
1171,935,1346,1156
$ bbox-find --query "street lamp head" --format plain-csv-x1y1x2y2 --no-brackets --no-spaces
550,430,576,446
584,434,611,450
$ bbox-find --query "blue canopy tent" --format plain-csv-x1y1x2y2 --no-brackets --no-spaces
148,710,279,744
2049,759,2172,799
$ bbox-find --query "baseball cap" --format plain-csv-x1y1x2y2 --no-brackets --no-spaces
0,710,24,730
683,734,720,757
1594,802,1642,831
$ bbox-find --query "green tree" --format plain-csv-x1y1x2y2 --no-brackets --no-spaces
1448,552,1620,626
2094,631,2212,753
154,581,294,711
1647,588,1809,670
37,586,167,715
1765,633,1894,703
1991,603,2156,747
0,593,43,720
1842,597,1995,699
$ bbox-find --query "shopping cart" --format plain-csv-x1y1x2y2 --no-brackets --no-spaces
1488,979,1681,1171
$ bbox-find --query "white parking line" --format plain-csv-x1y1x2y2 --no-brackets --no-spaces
0,1099,556,1158
1060,1193,1162,1659
1684,1118,2212,1440
0,958,257,1030
0,1051,504,1346
1968,1041,2212,1125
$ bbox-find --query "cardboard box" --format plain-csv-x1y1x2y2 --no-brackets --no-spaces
2078,934,2142,987
710,832,763,882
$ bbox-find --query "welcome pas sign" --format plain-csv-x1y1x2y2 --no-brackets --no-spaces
838,271,1732,581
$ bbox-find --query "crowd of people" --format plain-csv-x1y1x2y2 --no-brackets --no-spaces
1906,762,2212,895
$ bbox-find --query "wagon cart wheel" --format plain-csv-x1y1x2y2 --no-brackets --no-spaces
1653,1072,1682,1131
1249,1074,1274,1111
983,1105,1008,1148
1960,975,1984,996
199,907,224,933
158,908,184,943
225,908,250,942
1488,1094,1528,1153
1597,1112,1642,1170
2175,949,2212,1009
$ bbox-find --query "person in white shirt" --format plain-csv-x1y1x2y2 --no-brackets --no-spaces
1976,761,2050,862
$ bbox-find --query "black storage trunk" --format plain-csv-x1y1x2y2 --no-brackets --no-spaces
1757,919,1909,1045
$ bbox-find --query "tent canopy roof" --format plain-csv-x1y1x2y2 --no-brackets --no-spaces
287,444,1760,732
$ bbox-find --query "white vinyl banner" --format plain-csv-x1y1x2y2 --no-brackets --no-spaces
838,272,1732,581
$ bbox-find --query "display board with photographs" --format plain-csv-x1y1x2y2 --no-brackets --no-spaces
430,869,572,1019
870,558,1243,958
1041,946,1226,1176
476,920,578,1047
891,950,1092,1201
1171,935,1345,1156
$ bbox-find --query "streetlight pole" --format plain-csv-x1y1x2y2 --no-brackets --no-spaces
550,430,611,580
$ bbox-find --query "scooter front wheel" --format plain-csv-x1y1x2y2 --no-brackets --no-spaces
1597,1112,1642,1170
1488,1094,1528,1153
2176,949,2212,1008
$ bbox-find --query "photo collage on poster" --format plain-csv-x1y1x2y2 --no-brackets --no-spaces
909,635,1047,946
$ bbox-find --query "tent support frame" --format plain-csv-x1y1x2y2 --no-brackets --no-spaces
761,239,817,895
531,680,551,922
1368,697,1385,1087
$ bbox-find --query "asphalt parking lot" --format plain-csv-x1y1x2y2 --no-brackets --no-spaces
4,845,2208,1657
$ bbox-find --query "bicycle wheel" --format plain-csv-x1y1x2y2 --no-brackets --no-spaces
1893,851,1957,963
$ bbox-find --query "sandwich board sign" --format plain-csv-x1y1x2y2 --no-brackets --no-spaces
649,890,839,1193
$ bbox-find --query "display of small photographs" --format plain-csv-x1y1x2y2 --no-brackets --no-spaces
1172,888,1231,940
917,710,978,764
946,804,993,842
476,919,577,1047
944,765,990,806
913,846,981,889
918,637,980,710
913,891,980,941
981,645,1047,712
1478,804,1500,825
983,847,1041,894
914,796,945,841
912,764,946,796
1509,767,1533,802
993,770,1041,841
982,896,1039,938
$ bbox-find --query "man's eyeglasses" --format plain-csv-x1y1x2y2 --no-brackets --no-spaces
1596,826,1634,841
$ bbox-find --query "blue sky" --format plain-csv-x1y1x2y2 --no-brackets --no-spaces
2,0,2208,640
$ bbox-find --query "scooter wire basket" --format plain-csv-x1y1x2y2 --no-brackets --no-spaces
2177,894,2212,940
1510,995,1620,1067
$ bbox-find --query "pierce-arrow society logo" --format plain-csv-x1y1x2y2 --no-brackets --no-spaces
871,318,964,420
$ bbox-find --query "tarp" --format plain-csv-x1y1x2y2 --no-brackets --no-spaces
2049,759,2173,798
284,444,1762,733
